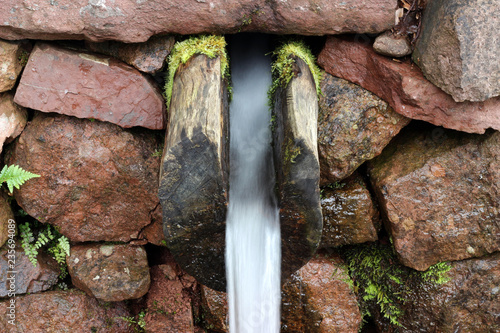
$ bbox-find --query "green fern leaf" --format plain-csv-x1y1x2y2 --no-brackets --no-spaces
0,165,40,193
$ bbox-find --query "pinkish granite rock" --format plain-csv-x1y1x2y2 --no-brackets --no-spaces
318,36,500,134
368,124,500,271
0,40,29,93
0,0,396,42
67,244,150,302
14,43,165,129
0,92,27,154
6,112,162,243
86,35,175,74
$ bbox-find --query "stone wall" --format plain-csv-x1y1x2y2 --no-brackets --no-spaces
0,0,498,332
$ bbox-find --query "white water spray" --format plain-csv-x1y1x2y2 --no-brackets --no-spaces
225,35,281,333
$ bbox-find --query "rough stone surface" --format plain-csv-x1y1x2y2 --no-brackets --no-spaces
368,124,500,271
273,57,323,283
14,43,165,130
413,0,500,102
318,36,500,134
143,263,198,332
159,55,229,292
67,243,150,302
0,244,59,296
0,289,133,332
201,285,228,332
0,92,28,155
0,193,14,248
86,35,175,74
0,0,396,42
374,253,500,333
318,73,409,183
6,112,162,243
320,172,380,248
373,31,412,57
281,253,362,332
0,40,28,93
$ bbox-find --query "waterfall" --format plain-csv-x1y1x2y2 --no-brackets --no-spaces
225,34,281,333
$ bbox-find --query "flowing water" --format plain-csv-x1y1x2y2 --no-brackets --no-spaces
225,35,281,333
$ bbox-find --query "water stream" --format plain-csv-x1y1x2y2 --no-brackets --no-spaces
225,35,282,333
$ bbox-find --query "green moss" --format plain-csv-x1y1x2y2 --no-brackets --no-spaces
164,35,229,111
342,242,451,328
268,40,323,109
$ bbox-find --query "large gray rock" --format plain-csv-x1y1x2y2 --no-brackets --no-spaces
159,54,229,292
368,124,500,271
413,0,500,102
272,57,323,283
0,0,396,42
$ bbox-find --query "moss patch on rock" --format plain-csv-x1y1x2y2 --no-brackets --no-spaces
268,40,322,108
164,35,229,110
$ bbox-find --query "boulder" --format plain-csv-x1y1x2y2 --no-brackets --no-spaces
318,36,500,134
368,124,500,271
5,112,161,243
0,289,133,332
0,193,14,248
320,172,380,248
318,73,409,183
272,56,323,283
0,92,28,155
413,0,500,102
67,243,150,302
0,40,29,93
373,31,412,58
0,244,59,296
281,253,362,332
159,54,229,292
142,264,198,332
374,252,500,333
86,35,175,74
14,43,165,130
0,0,396,42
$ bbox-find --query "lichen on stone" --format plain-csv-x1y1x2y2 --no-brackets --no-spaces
164,35,229,110
268,40,323,108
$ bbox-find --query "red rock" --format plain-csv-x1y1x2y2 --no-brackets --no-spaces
200,285,228,332
413,0,500,102
282,253,362,332
374,253,500,333
320,172,380,248
0,244,60,296
143,264,198,332
0,1,395,42
67,244,150,302
0,92,27,154
6,112,162,243
318,36,500,134
0,193,14,248
318,73,409,183
0,289,133,332
368,124,500,271
14,43,165,130
0,40,29,92
86,35,175,74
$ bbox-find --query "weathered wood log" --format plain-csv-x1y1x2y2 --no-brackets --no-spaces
272,56,323,283
159,54,229,292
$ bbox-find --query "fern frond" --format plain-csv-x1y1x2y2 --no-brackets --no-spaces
0,165,40,193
